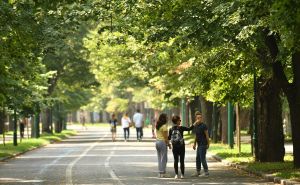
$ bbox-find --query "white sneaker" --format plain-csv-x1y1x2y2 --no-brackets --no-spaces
191,172,200,177
174,175,178,179
180,175,184,179
200,173,209,177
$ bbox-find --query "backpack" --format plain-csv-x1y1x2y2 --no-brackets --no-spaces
171,128,184,147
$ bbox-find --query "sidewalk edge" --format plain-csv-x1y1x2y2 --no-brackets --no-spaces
211,154,300,185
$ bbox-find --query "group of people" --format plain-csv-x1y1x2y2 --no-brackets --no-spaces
108,110,210,179
108,109,144,142
155,111,210,179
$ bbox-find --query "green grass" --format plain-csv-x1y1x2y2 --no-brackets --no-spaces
240,130,249,136
183,132,195,143
208,143,299,182
247,162,300,181
4,131,13,135
209,143,253,163
0,130,77,159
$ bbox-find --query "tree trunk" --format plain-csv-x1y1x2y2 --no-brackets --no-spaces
0,106,4,135
239,108,251,130
0,105,5,145
256,77,285,162
220,106,228,143
90,112,94,124
286,52,300,168
72,112,78,123
55,119,62,133
264,32,300,167
8,115,13,131
30,116,35,138
189,96,201,124
199,96,213,136
43,108,53,133
212,104,220,143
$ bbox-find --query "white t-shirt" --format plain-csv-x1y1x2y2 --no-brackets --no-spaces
133,112,144,128
121,117,131,128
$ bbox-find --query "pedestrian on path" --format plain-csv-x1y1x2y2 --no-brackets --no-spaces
121,112,131,142
109,114,118,142
80,110,87,130
133,109,144,141
168,115,195,179
192,111,210,177
19,118,25,138
155,113,171,178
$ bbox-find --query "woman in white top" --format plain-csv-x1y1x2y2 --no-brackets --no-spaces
121,112,131,142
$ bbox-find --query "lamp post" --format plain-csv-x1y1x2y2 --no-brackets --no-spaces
227,102,234,149
13,107,17,146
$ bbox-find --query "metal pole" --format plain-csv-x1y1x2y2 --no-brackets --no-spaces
227,102,234,149
13,108,17,146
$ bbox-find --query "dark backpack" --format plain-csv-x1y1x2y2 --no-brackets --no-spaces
171,128,183,147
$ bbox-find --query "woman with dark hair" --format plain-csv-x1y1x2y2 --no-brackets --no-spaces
155,113,171,178
109,114,118,142
168,115,195,179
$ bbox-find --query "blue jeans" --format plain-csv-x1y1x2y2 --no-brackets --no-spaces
136,127,142,140
156,140,168,173
196,145,208,173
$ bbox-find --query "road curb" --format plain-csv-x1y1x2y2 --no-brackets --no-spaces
211,154,300,185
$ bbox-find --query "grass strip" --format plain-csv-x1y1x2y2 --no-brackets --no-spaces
208,143,299,182
0,130,77,159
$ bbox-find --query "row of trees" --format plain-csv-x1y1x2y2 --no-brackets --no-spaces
0,1,97,141
1,0,299,168
82,0,300,168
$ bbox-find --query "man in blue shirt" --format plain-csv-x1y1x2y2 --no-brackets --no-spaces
193,111,210,177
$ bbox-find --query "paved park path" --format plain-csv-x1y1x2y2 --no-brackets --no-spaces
0,126,279,185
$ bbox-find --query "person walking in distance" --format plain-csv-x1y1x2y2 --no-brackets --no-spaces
133,109,144,141
155,113,171,178
193,111,210,177
121,112,131,142
168,115,195,179
80,110,87,130
109,114,118,142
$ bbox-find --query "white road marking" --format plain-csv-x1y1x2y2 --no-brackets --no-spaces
65,134,108,185
34,149,74,185
104,145,124,185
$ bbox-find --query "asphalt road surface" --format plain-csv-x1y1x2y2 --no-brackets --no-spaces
0,126,278,185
